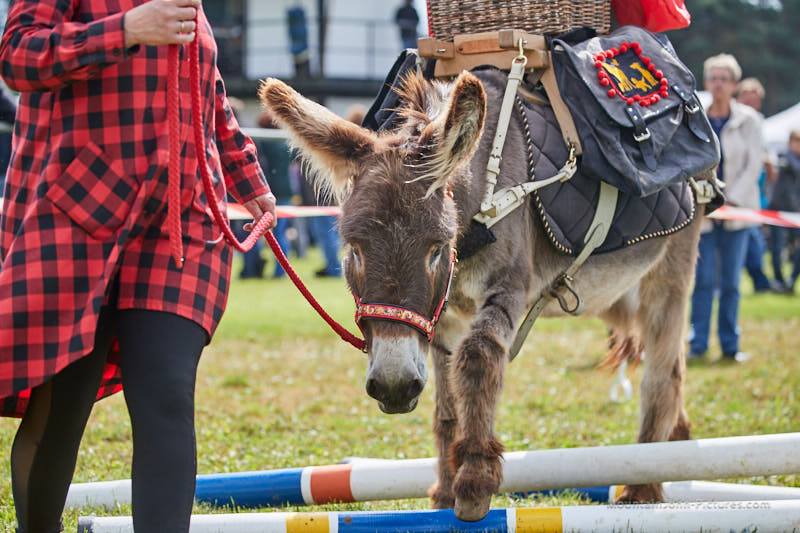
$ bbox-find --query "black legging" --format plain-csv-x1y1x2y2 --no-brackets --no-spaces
11,308,207,533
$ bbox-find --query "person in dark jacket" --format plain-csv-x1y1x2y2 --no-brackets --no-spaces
769,130,800,294
257,111,295,278
395,0,419,50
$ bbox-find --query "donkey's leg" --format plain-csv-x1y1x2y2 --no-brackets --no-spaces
428,343,458,508
448,279,526,521
617,221,701,503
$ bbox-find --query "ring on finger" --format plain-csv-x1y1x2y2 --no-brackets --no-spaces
180,20,186,33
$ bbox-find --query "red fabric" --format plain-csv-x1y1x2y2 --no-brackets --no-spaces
612,0,691,32
0,0,270,417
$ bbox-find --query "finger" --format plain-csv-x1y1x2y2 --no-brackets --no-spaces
173,7,198,20
174,20,197,33
172,0,201,7
256,196,273,213
174,31,197,43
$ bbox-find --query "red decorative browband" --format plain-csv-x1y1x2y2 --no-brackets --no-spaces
354,249,457,343
594,40,670,108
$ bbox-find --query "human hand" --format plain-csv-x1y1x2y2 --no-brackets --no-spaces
243,192,278,232
124,0,201,48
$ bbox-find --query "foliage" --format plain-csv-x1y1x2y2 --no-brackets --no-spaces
668,0,800,114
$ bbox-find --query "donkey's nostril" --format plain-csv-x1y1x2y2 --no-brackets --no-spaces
407,376,424,399
366,377,382,401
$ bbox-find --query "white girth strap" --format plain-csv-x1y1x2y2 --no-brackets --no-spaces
478,47,528,217
474,151,577,228
475,42,577,229
508,181,620,361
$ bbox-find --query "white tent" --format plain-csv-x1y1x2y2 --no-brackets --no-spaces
764,101,800,149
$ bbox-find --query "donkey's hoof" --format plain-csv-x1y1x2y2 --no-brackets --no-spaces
428,482,455,509
615,483,664,503
454,496,491,522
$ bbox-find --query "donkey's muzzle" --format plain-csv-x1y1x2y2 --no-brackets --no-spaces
366,336,428,414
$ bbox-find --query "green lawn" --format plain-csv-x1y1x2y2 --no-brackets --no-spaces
0,250,798,531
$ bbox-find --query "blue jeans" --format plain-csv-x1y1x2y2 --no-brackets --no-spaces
232,220,265,279
309,216,341,275
770,226,800,287
744,226,771,291
689,225,749,355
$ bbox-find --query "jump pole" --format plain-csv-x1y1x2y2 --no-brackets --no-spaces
66,477,800,509
77,500,800,533
66,432,800,509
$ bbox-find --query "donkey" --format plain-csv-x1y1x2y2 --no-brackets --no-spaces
259,69,701,521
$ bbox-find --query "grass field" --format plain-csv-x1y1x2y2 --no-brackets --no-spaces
0,250,798,531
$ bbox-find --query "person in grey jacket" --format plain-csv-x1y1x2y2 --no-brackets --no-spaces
768,130,800,293
689,54,762,362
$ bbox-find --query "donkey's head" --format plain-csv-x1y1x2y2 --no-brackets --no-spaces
260,72,486,414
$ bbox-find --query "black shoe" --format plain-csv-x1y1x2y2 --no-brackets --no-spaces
315,268,341,278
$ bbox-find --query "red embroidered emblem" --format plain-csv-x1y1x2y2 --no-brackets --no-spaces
594,41,670,108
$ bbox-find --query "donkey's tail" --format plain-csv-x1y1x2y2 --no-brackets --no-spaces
598,331,642,372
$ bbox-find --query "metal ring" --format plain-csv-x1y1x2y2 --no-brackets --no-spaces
180,20,185,33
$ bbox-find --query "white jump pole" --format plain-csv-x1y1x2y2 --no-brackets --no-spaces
78,500,800,533
67,433,800,509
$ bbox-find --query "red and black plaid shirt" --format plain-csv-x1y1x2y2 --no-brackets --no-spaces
0,0,271,417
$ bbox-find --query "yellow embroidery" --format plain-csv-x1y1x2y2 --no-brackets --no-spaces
629,62,658,92
601,60,634,94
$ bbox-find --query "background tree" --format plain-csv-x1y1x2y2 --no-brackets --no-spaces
668,0,800,115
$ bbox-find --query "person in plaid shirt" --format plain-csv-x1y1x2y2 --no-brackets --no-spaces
0,0,276,530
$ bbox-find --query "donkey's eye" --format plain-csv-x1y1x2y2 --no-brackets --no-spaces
428,246,444,270
350,246,363,270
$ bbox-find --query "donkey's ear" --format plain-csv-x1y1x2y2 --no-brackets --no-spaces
259,78,379,200
417,71,486,196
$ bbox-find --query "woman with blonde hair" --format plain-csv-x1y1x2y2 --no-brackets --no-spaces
689,54,762,361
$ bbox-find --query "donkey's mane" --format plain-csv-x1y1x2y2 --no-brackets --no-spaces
393,72,481,198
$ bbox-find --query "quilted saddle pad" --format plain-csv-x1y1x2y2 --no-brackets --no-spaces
516,94,696,256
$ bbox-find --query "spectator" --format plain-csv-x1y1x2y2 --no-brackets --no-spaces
689,54,762,363
735,77,774,293
257,110,295,278
768,130,800,294
227,98,268,279
395,0,420,50
307,107,365,278
287,5,310,79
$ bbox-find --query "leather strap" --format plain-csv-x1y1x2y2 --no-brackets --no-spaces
433,49,548,78
478,55,528,216
508,181,619,361
672,83,711,143
540,53,583,155
625,105,658,171
473,153,577,228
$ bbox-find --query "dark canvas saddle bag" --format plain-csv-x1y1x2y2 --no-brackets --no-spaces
551,26,720,197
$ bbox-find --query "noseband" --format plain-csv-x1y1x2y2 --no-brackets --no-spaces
354,249,458,344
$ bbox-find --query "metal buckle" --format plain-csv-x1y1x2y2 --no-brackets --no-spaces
633,128,652,143
685,102,700,114
547,274,581,315
688,177,717,205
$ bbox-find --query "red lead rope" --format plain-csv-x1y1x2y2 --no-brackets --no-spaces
165,31,366,352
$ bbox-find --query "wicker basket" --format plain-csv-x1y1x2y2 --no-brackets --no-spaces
427,0,611,41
